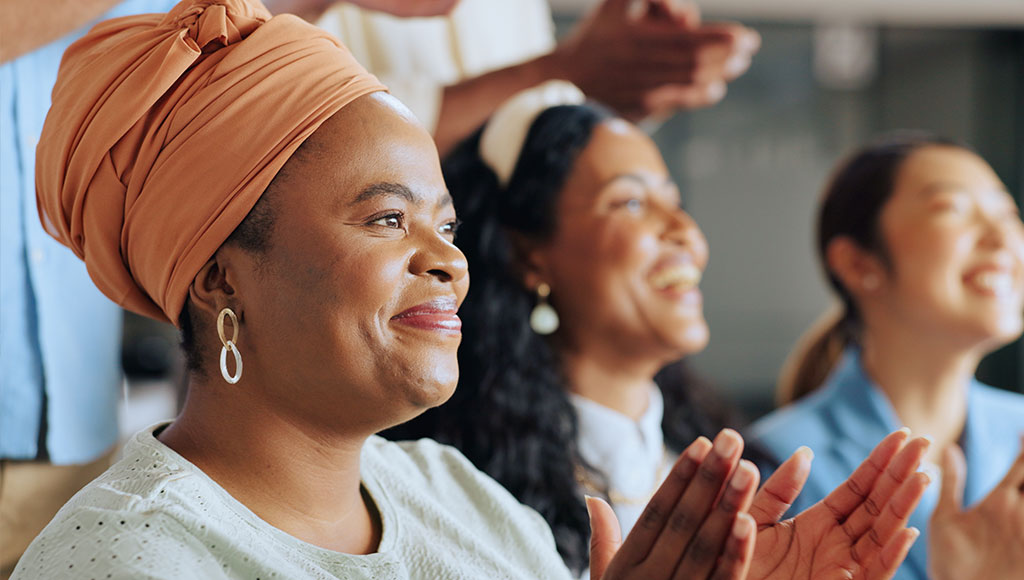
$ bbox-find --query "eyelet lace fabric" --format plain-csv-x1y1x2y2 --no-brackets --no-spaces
13,425,573,579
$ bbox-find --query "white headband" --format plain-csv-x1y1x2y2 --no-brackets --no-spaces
479,80,586,187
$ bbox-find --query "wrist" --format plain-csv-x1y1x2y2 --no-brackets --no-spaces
536,47,577,85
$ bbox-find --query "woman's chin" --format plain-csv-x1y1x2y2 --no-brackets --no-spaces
661,319,710,357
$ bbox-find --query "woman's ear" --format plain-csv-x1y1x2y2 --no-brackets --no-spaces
825,236,887,299
188,251,238,319
509,234,552,291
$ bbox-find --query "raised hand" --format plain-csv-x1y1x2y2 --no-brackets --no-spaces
591,429,758,579
748,429,931,579
928,441,1024,580
553,0,760,120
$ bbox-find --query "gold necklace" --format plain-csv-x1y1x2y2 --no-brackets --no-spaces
575,445,669,506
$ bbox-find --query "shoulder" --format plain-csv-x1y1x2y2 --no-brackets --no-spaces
12,482,219,580
746,388,841,460
14,428,237,579
971,382,1024,423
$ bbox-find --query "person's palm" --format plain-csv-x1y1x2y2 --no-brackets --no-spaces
928,444,1024,580
747,431,930,580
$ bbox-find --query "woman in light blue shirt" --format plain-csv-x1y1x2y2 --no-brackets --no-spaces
748,134,1024,580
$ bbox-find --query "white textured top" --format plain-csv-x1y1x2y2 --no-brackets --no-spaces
572,386,675,534
315,0,556,131
13,424,573,580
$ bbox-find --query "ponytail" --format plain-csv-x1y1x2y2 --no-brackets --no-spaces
776,304,851,405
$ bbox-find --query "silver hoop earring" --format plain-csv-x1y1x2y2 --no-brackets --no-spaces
529,283,559,335
217,308,243,384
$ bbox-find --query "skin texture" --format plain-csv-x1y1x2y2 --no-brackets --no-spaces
824,145,1024,579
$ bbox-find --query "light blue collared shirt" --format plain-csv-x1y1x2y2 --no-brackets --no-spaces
747,348,1024,580
0,0,177,464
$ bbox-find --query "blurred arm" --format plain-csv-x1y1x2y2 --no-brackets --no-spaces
0,0,121,63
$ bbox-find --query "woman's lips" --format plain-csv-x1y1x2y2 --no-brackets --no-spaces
391,297,462,333
649,261,703,301
963,266,1018,299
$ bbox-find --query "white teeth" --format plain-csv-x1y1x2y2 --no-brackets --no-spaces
970,271,1013,296
651,263,702,291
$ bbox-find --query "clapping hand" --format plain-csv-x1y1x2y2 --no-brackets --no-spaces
590,429,758,579
928,440,1024,580
554,0,760,121
749,429,930,580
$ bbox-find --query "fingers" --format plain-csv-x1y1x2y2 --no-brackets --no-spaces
750,446,813,526
934,444,967,519
863,526,921,580
821,428,909,523
642,429,744,572
709,513,756,580
642,0,701,27
642,82,727,115
588,496,622,580
997,435,1024,493
850,470,930,567
615,435,713,564
674,460,760,579
841,435,930,540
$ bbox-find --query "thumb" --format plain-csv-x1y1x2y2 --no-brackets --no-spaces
587,496,622,580
934,445,966,520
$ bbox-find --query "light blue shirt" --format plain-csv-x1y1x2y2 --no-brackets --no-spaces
0,0,177,464
747,348,1024,580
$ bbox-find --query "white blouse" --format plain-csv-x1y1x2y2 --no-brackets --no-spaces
572,385,675,534
13,425,573,580
315,0,557,131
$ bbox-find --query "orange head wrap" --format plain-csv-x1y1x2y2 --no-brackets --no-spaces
36,0,386,325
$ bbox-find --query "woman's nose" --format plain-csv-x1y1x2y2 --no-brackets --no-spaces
411,230,469,284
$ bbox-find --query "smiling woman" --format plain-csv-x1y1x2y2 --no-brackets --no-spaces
749,134,1024,580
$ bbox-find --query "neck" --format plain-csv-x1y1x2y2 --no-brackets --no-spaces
158,375,381,554
561,347,662,420
859,322,982,464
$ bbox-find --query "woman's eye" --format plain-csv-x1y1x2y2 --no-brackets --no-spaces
440,219,461,237
370,213,404,228
613,198,645,213
933,195,971,215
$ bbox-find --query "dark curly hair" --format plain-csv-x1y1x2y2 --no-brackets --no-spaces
384,103,755,574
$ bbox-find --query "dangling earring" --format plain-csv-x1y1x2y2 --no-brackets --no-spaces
217,307,243,384
529,283,559,335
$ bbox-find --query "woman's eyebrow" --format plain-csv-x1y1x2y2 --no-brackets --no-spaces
351,181,418,205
